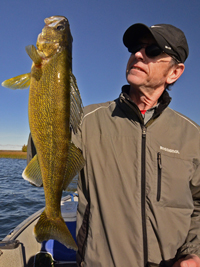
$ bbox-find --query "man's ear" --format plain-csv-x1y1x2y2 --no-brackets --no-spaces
166,63,185,84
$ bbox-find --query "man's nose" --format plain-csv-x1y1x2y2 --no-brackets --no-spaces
134,48,145,60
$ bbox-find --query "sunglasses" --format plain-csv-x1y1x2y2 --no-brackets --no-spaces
128,43,181,63
128,43,164,58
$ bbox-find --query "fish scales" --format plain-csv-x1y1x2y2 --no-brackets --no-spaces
30,19,72,216
30,51,70,214
1,16,85,250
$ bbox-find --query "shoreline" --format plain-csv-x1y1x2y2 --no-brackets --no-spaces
0,150,27,159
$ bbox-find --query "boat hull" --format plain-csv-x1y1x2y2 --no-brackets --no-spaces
0,193,78,267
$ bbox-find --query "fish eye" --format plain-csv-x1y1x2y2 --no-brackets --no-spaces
57,25,65,31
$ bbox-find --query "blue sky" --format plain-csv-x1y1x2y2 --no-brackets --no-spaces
0,0,200,150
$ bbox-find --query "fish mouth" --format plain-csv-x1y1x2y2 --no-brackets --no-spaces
44,16,68,27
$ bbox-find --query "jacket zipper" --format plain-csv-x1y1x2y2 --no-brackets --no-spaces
141,125,148,267
121,95,148,265
157,152,162,201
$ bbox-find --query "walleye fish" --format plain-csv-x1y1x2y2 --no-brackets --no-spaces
2,16,85,250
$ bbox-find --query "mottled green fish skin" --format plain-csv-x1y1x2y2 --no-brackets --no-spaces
1,16,84,250
28,16,76,250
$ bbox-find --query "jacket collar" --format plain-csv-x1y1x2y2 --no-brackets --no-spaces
118,85,172,125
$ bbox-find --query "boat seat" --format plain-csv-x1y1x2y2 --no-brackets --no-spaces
0,240,24,267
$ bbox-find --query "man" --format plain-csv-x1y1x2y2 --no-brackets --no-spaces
73,24,200,267
27,23,200,266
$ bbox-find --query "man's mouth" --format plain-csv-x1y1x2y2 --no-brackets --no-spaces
131,65,146,73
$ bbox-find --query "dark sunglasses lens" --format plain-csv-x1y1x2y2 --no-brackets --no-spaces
129,44,163,58
145,45,162,57
34,252,54,267
128,44,143,54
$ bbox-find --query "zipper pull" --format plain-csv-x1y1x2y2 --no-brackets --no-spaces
142,126,147,137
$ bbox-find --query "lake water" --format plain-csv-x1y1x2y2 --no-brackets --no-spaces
0,158,77,240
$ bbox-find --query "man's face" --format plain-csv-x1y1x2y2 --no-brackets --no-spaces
126,35,174,92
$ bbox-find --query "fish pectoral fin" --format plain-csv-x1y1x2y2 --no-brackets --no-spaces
22,154,43,187
34,210,78,251
63,142,85,190
1,73,31,89
70,72,84,133
25,45,42,65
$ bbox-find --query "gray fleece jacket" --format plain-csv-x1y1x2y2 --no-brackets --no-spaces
73,86,200,267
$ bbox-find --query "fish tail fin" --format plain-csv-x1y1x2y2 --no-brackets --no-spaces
34,210,77,251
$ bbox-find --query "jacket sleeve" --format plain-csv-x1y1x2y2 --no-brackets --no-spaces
177,160,200,258
72,124,90,266
72,124,89,226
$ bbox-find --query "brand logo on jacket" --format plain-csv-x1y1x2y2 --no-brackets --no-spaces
160,146,180,154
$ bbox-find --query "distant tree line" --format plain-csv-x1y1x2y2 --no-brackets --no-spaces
22,144,27,152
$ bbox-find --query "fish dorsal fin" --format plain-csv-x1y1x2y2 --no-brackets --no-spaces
25,45,42,65
70,72,84,133
1,73,31,89
63,142,85,190
22,154,43,187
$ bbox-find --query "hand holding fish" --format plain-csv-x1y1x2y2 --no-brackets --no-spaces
172,255,200,267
